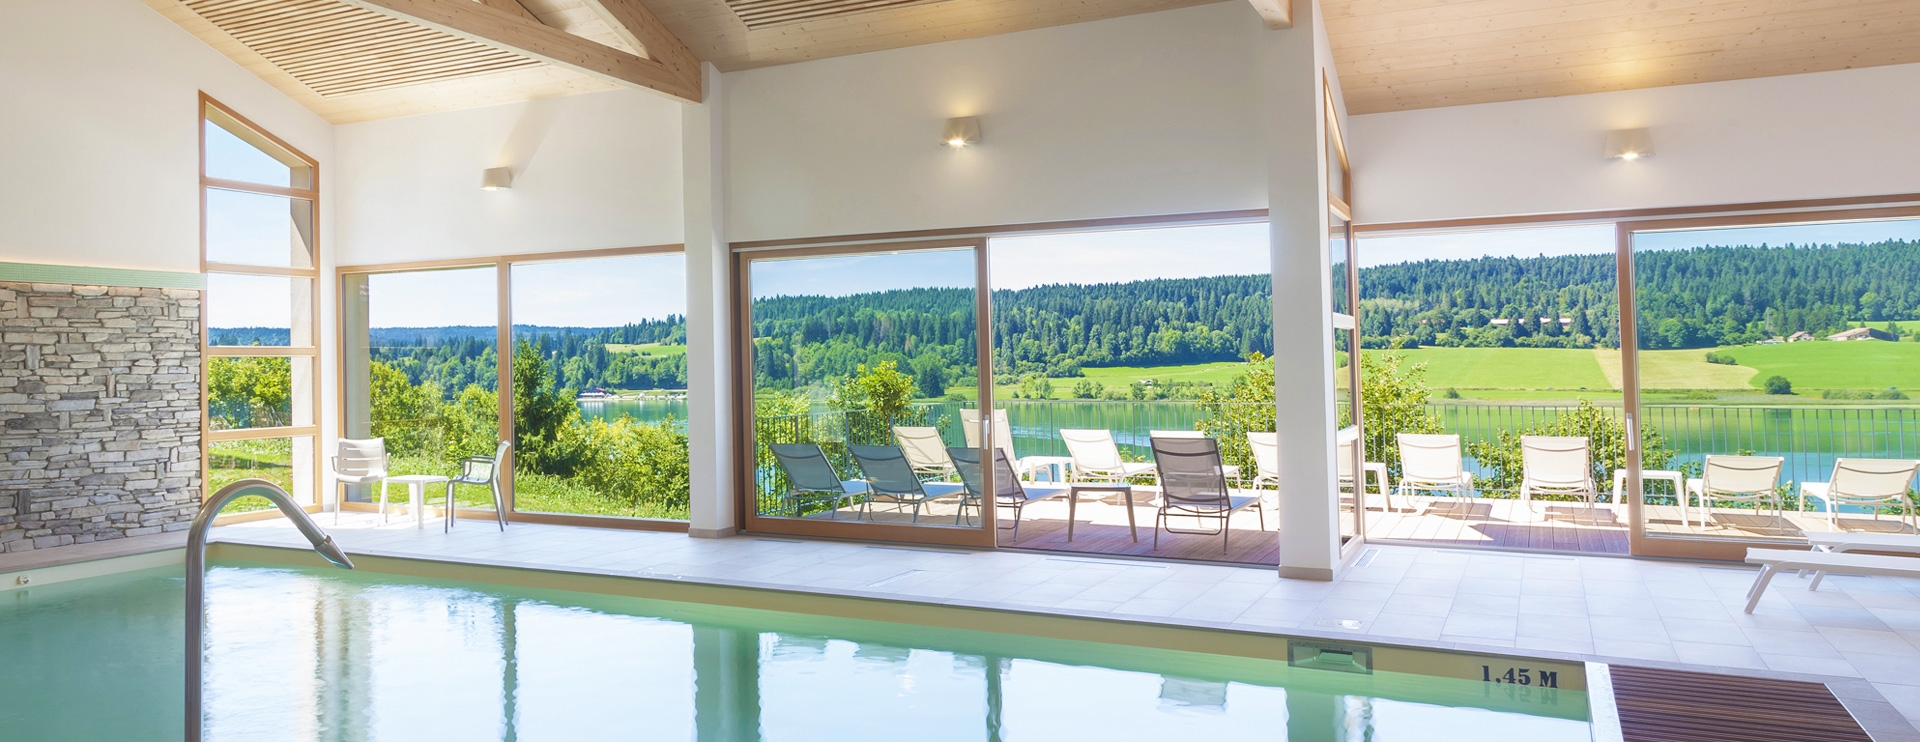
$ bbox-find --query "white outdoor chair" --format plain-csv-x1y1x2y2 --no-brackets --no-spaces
892,425,956,481
1149,430,1240,481
329,438,390,524
1687,455,1786,530
1337,429,1394,513
1247,432,1280,508
1062,428,1156,485
1801,458,1920,532
1519,435,1598,519
1395,433,1473,513
960,409,1050,480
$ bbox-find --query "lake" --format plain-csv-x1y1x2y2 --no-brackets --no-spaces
578,397,689,427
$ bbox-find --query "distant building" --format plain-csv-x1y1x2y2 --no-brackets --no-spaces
1827,327,1896,342
1787,331,1815,342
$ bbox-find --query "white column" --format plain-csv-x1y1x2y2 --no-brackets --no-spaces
1265,0,1341,580
684,63,736,538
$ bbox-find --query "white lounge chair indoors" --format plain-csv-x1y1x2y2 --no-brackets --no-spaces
1336,428,1394,513
892,425,958,481
960,409,1050,480
1148,430,1241,481
329,438,390,525
1395,433,1473,513
1800,458,1920,532
1743,547,1920,613
1687,455,1786,530
1797,531,1920,590
1061,428,1157,485
1519,435,1599,520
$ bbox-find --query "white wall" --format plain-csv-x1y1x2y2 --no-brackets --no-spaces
722,2,1267,243
0,0,333,274
334,89,684,265
1350,62,1920,225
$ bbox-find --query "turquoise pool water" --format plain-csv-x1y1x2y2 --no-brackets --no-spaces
0,563,1590,741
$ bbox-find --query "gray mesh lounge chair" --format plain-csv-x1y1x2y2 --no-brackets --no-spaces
949,446,1069,539
848,445,967,523
768,443,871,518
1148,436,1265,552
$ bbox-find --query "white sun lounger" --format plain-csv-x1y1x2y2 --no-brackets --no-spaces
1743,547,1920,613
1800,532,1920,589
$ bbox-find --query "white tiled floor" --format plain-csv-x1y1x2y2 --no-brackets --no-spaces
221,514,1920,739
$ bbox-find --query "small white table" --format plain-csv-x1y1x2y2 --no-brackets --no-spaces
386,475,451,527
1612,469,1689,527
1019,455,1076,483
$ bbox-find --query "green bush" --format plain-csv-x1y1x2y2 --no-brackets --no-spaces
1463,400,1679,501
1764,375,1793,395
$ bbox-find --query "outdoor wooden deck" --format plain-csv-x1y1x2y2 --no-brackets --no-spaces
800,491,1916,564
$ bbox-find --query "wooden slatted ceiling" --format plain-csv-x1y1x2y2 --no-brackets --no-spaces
183,0,544,97
643,0,1223,71
1324,0,1920,114
723,0,954,30
1610,665,1874,742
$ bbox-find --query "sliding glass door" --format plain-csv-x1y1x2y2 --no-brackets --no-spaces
1624,210,1920,559
739,242,995,547
339,247,691,529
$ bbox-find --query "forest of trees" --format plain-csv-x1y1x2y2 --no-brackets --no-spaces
1358,239,1920,350
210,239,1920,405
751,275,1276,393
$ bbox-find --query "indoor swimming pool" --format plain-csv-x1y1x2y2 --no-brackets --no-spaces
0,558,1596,741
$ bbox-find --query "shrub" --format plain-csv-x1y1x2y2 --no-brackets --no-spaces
1071,379,1104,399
1763,375,1793,395
1444,387,1462,399
1463,400,1678,501
1703,351,1738,366
1359,352,1446,479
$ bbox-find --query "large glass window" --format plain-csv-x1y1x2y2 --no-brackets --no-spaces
743,245,990,545
341,249,690,527
511,254,692,520
1631,216,1920,548
202,97,319,515
343,267,500,515
1355,224,1625,553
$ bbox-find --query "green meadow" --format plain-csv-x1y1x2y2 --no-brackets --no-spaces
934,340,1920,403
606,342,687,358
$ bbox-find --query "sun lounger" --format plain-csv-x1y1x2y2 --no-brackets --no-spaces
1743,547,1920,613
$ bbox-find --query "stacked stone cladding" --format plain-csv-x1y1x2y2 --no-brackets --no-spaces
0,282,202,552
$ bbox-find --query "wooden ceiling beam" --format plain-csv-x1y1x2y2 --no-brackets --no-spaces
575,0,702,88
1247,0,1292,29
474,0,543,23
336,0,701,102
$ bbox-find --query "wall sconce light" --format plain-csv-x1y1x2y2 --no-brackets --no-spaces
480,167,514,190
1604,128,1654,161
942,117,982,148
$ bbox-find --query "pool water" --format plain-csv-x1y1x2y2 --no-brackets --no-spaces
0,563,1590,741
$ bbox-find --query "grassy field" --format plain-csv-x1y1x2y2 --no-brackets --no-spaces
946,361,1249,400
606,342,686,358
928,340,1920,403
1711,341,1920,391
1379,347,1615,392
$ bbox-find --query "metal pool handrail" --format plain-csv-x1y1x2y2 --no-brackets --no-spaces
187,479,353,742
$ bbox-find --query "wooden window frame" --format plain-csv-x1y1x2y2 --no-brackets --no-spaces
200,93,324,524
333,244,692,533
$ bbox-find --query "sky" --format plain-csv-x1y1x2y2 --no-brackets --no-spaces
749,222,1272,300
350,255,689,329
1358,218,1920,268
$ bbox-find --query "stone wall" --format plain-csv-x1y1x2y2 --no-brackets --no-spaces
0,282,202,552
